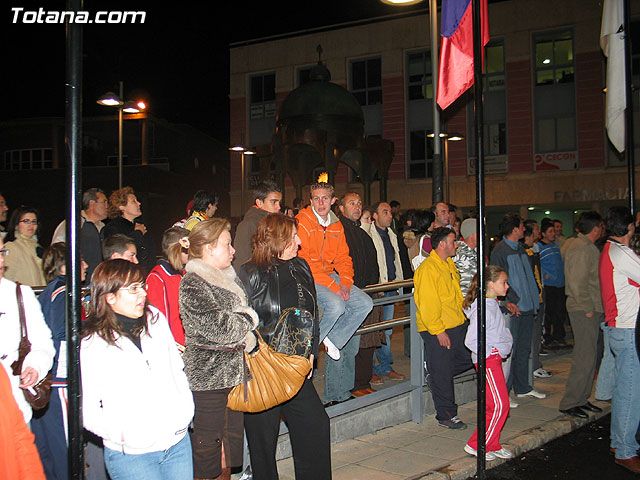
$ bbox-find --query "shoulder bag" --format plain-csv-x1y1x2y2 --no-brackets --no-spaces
195,331,311,413
10,283,53,410
227,332,311,412
268,261,315,357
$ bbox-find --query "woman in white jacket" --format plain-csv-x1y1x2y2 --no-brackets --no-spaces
81,259,194,480
0,236,54,425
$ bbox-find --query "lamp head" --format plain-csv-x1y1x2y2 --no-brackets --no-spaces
97,92,123,107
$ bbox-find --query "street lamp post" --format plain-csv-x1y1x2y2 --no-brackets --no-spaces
229,145,256,215
97,81,146,188
428,132,464,202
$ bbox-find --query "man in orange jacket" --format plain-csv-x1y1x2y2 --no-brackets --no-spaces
296,183,373,406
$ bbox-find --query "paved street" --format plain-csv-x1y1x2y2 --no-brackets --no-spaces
274,345,614,479
477,414,636,479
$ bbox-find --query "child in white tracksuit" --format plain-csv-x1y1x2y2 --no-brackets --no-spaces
463,266,513,461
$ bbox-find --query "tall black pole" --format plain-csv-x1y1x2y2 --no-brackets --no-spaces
472,0,487,478
65,0,84,477
430,0,443,203
624,0,635,214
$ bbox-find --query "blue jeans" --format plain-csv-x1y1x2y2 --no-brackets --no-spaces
595,322,615,401
373,291,397,376
608,327,640,460
104,434,193,480
323,334,360,403
506,312,534,395
315,274,373,349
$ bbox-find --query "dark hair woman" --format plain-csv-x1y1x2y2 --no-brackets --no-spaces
238,213,331,480
4,206,46,286
0,236,54,428
403,209,435,272
80,259,195,480
178,218,258,480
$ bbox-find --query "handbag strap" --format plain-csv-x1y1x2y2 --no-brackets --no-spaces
193,339,252,402
288,261,315,318
419,234,429,257
12,282,32,376
192,343,244,352
288,262,306,310
15,282,29,341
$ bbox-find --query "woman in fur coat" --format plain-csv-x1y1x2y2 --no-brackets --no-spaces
179,218,258,480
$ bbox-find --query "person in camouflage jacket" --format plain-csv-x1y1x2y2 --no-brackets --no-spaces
453,218,478,297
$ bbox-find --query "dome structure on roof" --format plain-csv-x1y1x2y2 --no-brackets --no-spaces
277,56,363,132
266,46,391,205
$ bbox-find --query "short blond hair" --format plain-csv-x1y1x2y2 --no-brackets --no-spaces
188,218,230,260
310,182,334,198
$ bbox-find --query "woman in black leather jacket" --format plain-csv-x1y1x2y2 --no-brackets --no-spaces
238,213,331,480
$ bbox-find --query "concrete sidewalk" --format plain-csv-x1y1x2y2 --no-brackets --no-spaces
276,349,610,479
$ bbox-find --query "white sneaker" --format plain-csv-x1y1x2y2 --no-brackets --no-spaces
464,444,496,461
509,399,519,408
533,368,552,378
517,389,546,399
323,338,341,360
491,447,513,459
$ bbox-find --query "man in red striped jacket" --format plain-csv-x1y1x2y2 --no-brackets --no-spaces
599,206,640,473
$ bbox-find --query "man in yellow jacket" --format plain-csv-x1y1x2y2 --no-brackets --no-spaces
414,227,473,429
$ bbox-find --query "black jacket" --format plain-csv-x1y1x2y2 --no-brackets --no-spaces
103,216,156,273
339,215,379,289
80,220,104,282
238,256,319,358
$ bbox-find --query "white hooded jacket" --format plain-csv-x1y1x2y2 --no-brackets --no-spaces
464,298,513,363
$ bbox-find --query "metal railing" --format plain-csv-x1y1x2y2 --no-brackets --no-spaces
353,279,414,335
319,278,430,424
278,277,477,427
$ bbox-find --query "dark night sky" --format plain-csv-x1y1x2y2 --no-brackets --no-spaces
2,0,426,143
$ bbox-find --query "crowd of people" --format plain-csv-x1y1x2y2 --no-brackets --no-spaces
1,181,639,478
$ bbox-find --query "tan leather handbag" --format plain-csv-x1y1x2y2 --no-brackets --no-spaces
226,332,311,413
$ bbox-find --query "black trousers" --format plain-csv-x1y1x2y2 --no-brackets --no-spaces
244,378,331,480
543,285,567,343
353,346,375,390
191,388,244,479
421,322,473,421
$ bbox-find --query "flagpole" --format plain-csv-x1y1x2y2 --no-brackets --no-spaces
624,0,635,214
472,0,487,478
430,0,443,203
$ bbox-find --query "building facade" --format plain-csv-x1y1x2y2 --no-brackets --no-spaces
0,115,230,245
229,0,640,233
